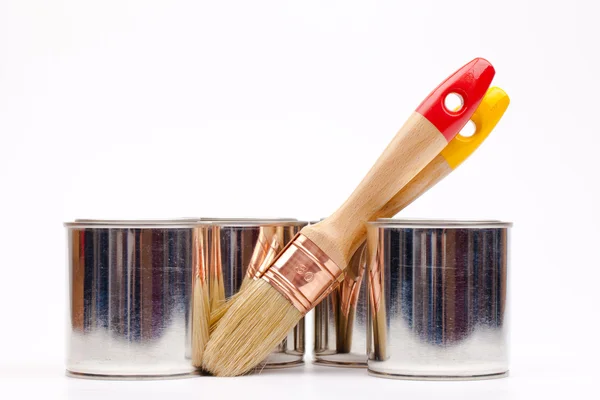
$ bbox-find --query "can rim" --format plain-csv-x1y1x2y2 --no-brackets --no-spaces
64,218,308,228
367,218,512,228
64,218,208,228
200,218,307,227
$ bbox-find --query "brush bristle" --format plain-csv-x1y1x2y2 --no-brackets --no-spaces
208,294,241,334
209,301,229,334
192,277,210,367
202,279,302,376
209,276,254,333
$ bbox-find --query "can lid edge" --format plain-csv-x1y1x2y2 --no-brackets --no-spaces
367,218,513,228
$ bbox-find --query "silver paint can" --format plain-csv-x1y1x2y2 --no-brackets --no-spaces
366,219,511,380
202,218,308,368
65,219,207,379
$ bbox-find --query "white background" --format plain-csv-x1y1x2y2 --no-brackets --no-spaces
1,0,598,398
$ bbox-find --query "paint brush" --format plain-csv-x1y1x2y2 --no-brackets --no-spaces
202,58,495,376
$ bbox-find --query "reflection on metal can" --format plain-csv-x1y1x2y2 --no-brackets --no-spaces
65,219,205,379
313,243,369,367
367,219,511,380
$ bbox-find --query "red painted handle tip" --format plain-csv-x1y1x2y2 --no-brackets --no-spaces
416,58,495,142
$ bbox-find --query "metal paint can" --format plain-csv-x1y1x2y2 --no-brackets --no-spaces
65,219,207,379
366,219,511,380
202,218,308,368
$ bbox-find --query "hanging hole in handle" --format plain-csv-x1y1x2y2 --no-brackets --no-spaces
444,92,464,113
459,120,477,137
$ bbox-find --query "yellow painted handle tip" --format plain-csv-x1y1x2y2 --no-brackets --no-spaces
440,86,509,169
482,86,510,117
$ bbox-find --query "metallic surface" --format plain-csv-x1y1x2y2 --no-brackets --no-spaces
66,220,206,378
314,243,369,367
245,225,285,280
366,219,511,380
368,370,509,381
203,219,307,367
262,234,345,315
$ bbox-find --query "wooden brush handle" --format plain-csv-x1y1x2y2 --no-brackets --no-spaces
302,58,495,267
373,154,451,219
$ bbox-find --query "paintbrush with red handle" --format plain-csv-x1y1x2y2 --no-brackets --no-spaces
202,58,495,376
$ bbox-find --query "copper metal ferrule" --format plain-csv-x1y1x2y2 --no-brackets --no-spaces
262,233,344,315
339,243,367,318
246,226,284,280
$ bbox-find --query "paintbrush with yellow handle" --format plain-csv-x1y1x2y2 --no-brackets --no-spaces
208,86,510,338
336,86,510,351
202,58,496,376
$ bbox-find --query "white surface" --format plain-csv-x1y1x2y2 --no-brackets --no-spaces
1,363,597,400
1,0,598,398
